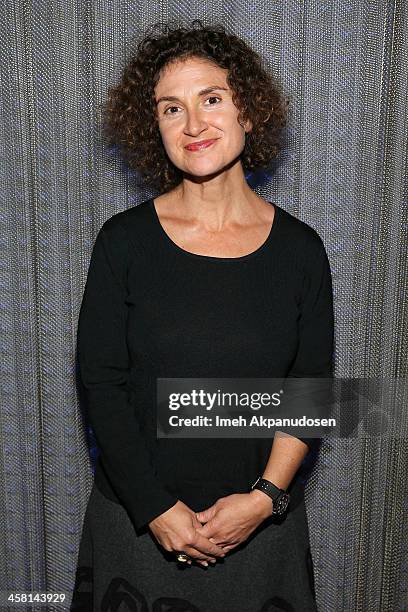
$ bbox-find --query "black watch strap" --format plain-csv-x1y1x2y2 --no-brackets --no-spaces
250,477,290,516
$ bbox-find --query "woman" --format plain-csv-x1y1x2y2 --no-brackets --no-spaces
71,19,334,612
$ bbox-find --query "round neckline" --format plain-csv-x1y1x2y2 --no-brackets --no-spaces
149,198,280,262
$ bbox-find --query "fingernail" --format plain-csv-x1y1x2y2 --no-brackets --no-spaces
202,561,208,567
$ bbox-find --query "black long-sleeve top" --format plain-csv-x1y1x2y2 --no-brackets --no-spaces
76,198,334,532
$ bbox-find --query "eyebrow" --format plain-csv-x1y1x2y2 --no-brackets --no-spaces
155,86,229,105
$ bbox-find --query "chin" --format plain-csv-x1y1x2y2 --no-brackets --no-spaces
183,165,228,180
182,157,237,175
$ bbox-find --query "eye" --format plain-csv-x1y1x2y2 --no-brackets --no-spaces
163,96,222,115
163,105,181,115
204,96,221,105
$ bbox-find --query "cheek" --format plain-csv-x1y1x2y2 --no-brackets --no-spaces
214,113,244,138
160,123,182,148
158,129,178,156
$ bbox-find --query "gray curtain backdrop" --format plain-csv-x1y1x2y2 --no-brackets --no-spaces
1,1,407,611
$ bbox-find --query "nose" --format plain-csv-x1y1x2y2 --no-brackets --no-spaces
184,107,208,136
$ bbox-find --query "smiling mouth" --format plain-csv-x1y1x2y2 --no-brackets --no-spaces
184,139,217,152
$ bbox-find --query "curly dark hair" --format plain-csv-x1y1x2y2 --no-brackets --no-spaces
100,19,290,194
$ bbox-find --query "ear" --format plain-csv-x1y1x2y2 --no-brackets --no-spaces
244,117,253,133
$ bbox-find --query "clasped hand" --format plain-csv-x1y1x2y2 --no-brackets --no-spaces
149,492,272,568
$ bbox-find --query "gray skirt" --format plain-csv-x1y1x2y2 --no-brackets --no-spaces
70,482,317,612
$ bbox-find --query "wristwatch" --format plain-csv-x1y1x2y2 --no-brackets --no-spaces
250,476,290,516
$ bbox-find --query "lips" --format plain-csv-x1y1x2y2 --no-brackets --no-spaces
184,139,217,151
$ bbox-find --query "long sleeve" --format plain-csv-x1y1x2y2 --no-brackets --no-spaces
76,218,178,531
286,231,335,450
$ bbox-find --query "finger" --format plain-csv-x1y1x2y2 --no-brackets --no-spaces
173,547,209,566
194,519,222,538
194,524,214,539
220,543,238,552
211,537,235,546
182,546,215,565
198,558,218,567
195,507,215,523
179,555,205,567
193,532,226,558
183,537,226,564
196,523,230,544
195,557,218,566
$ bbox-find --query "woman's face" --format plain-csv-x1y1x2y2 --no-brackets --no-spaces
154,56,252,179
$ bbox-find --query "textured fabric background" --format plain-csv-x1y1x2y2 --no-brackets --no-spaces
0,2,407,611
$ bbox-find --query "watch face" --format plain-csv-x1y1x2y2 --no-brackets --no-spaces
274,493,290,515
